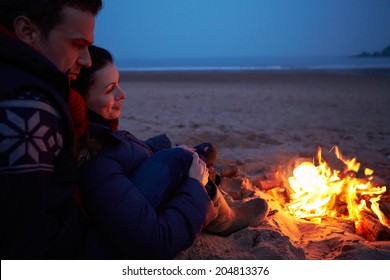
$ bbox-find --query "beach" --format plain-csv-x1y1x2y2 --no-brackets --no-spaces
118,69,390,259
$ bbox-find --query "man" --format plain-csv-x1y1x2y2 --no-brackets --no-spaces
0,0,102,259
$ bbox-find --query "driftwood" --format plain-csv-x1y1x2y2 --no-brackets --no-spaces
356,211,390,241
254,178,283,191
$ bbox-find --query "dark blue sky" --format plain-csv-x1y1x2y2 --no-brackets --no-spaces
94,0,390,60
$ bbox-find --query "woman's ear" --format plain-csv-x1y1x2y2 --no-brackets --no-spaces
13,16,41,47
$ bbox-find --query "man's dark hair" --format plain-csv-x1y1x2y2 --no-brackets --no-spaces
0,0,103,37
72,45,113,97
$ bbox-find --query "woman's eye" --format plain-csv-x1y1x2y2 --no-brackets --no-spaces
105,87,115,94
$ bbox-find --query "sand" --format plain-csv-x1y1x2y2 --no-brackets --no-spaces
118,69,390,260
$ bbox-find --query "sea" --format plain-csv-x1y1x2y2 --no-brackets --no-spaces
116,55,390,74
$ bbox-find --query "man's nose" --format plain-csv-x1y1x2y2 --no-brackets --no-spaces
78,47,92,68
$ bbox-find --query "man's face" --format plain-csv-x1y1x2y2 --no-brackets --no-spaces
35,6,95,81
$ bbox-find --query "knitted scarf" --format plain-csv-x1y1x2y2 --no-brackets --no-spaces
68,89,89,141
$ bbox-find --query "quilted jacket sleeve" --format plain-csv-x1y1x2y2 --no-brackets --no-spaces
79,153,215,259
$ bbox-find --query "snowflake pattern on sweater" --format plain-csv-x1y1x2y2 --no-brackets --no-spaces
0,90,63,174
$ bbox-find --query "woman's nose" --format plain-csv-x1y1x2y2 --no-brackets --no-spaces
115,86,126,100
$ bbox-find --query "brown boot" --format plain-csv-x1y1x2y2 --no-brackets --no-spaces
205,184,269,237
194,142,217,167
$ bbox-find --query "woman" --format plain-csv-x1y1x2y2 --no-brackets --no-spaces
72,45,269,259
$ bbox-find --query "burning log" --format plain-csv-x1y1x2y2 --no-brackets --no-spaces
356,211,390,241
318,147,371,180
379,200,390,221
319,149,347,173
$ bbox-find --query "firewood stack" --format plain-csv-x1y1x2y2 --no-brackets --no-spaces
321,151,390,241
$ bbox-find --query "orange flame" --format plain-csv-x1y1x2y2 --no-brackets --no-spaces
285,146,389,229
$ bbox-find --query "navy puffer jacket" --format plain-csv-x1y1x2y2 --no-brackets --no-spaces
79,122,215,259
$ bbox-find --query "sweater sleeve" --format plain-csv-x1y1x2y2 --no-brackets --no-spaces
80,154,215,259
0,96,66,259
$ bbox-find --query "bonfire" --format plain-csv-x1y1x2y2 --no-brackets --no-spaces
280,146,390,241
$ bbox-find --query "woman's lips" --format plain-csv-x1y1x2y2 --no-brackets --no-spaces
113,104,122,111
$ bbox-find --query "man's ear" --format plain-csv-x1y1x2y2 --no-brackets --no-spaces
13,16,41,47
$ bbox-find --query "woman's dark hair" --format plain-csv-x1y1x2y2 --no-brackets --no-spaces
72,45,114,96
0,0,103,38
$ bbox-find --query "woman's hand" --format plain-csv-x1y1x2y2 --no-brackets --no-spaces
189,153,209,187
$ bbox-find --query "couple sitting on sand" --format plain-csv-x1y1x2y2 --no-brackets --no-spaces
71,45,270,259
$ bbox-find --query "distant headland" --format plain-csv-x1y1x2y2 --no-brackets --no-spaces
355,44,390,57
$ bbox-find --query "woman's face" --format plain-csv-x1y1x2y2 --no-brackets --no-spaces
84,62,126,120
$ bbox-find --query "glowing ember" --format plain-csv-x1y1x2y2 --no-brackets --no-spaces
285,146,389,229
